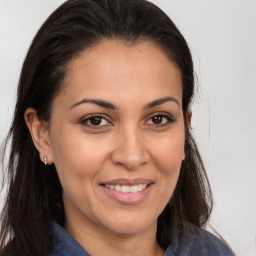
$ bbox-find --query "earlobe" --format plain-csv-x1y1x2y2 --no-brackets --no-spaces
24,108,53,165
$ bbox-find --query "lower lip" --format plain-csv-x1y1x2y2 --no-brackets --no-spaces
101,184,153,204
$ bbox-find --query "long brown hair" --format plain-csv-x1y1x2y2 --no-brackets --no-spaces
0,0,212,255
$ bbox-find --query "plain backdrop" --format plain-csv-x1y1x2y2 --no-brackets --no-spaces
0,1,255,255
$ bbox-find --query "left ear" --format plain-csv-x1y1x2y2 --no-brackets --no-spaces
186,109,192,129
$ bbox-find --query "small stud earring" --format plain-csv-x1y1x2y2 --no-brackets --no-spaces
43,155,47,166
183,153,186,161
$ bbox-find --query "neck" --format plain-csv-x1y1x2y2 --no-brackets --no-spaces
64,217,164,256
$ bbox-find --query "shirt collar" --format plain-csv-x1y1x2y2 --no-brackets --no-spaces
50,221,90,256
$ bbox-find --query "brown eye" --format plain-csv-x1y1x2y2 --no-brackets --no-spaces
146,114,175,127
151,115,163,124
90,116,102,126
80,115,111,128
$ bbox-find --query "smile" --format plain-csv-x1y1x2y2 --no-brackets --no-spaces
104,184,147,193
100,179,153,204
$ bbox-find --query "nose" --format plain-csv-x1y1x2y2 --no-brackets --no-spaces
111,127,150,170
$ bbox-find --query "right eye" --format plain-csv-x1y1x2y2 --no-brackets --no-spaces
80,115,111,128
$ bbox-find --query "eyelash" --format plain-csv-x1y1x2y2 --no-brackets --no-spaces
145,113,175,127
80,113,175,129
80,114,112,129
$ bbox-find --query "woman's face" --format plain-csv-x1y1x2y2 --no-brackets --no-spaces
47,40,185,235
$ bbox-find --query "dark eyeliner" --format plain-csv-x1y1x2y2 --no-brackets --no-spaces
147,113,176,127
79,114,111,129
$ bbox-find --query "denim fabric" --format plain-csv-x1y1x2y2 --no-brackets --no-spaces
50,222,234,256
49,222,90,256
163,228,234,256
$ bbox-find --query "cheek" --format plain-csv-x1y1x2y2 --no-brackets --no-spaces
156,145,182,191
49,132,109,210
50,128,108,180
151,130,184,201
152,130,185,171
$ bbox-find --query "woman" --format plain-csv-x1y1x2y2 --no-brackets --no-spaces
0,0,234,255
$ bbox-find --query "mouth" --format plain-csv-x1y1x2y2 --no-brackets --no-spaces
102,184,148,193
100,179,154,204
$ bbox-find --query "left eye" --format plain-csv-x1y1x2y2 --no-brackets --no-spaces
146,114,173,126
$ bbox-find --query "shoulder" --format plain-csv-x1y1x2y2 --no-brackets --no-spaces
49,221,90,256
164,227,235,256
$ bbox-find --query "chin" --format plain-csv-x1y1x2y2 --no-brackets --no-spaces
103,214,157,235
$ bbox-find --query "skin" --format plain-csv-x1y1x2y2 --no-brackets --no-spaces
25,40,188,256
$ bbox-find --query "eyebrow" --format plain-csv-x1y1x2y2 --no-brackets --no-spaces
70,96,180,110
144,96,180,109
70,99,118,110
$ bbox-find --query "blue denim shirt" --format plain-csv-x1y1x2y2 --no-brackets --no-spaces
50,222,234,256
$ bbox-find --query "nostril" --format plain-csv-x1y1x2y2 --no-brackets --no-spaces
110,139,150,170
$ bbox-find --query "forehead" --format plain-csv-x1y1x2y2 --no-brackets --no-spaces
56,40,182,108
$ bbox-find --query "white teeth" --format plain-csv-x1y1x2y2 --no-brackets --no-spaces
122,185,130,193
130,185,138,193
105,184,148,193
115,185,122,191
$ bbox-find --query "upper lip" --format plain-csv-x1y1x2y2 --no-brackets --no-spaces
100,178,154,186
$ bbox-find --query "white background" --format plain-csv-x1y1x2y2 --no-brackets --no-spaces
0,1,255,255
